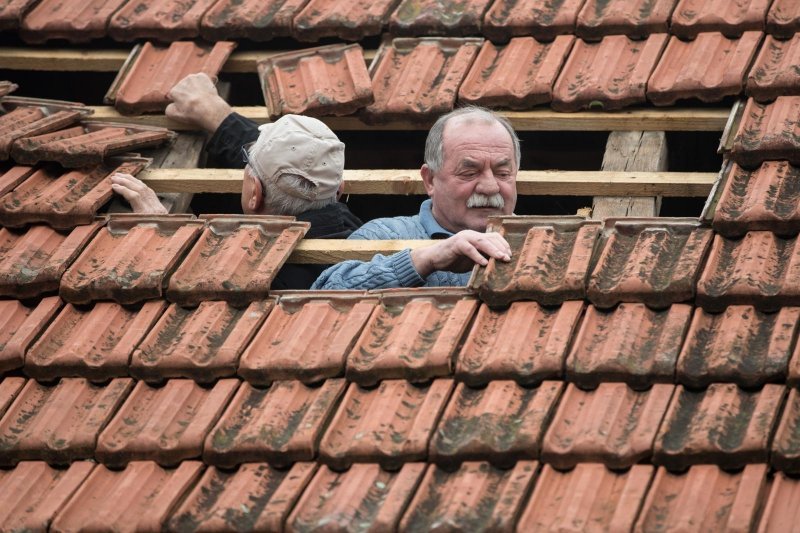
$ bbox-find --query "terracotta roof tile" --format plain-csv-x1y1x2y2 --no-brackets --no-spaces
587,218,713,309
258,44,373,120
286,463,424,532
96,379,239,467
455,300,583,386
566,303,692,388
388,0,493,37
399,461,538,531
0,461,94,532
0,377,133,466
552,34,668,112
482,0,584,42
166,215,308,306
239,292,376,385
730,97,800,167
108,42,235,115
771,388,800,473
677,306,799,388
671,0,771,38
696,232,800,311
51,461,203,531
759,472,800,531
0,377,27,417
0,106,85,159
107,0,219,41
168,462,316,532
0,296,62,373
747,35,800,101
319,379,452,470
0,0,38,31
293,0,399,41
19,0,129,43
0,222,102,299
541,382,674,469
25,300,167,381
363,37,482,123
429,380,562,468
576,0,678,40
653,383,784,469
767,0,800,38
637,464,768,531
518,464,654,532
0,165,35,196
458,36,574,109
130,300,271,382
60,215,203,305
200,0,307,41
204,379,346,468
648,31,762,106
0,159,147,229
787,339,800,386
346,289,477,385
469,216,601,307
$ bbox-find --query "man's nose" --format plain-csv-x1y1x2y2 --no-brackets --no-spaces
475,171,500,194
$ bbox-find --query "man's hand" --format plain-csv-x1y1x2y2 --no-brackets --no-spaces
110,173,168,214
411,230,512,277
165,73,233,133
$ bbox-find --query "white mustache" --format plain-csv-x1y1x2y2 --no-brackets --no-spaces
467,193,504,209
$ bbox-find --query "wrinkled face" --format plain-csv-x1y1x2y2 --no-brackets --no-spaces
424,118,517,233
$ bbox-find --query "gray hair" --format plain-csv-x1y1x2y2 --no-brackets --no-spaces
424,106,521,173
260,173,335,216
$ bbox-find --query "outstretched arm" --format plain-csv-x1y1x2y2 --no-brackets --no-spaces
165,73,232,134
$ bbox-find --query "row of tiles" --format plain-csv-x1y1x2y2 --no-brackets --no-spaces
2,376,800,472
6,293,800,389
5,0,800,44
3,460,797,532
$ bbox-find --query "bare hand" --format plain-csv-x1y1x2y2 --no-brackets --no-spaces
411,230,512,277
165,73,232,133
110,173,168,214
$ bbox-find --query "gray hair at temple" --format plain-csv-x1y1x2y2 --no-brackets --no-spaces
424,106,521,173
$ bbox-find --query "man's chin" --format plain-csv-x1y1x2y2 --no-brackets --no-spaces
465,208,501,231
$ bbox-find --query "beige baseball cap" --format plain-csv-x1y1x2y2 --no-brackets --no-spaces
248,114,344,201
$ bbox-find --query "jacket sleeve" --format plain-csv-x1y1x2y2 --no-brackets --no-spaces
205,112,260,168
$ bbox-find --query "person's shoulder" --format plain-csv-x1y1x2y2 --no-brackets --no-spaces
350,213,425,240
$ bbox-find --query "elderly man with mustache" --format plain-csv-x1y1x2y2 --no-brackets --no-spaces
313,106,517,289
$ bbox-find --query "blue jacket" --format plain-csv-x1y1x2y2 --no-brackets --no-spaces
311,200,471,289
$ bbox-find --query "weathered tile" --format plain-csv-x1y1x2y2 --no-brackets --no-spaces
346,289,477,385
576,0,677,39
168,462,317,532
637,465,768,531
566,303,692,388
653,383,784,469
286,463,425,532
0,377,133,466
696,232,800,311
455,300,583,386
771,388,800,473
239,292,376,385
363,37,482,123
518,464,654,532
388,0,493,36
767,0,800,38
20,0,129,42
747,34,800,101
108,0,220,41
482,0,585,42
786,340,800,386
204,379,346,468
648,31,762,106
293,0,398,41
26,300,167,380
552,34,668,111
60,215,203,305
458,36,574,109
430,380,562,467
399,461,538,532
0,0,39,30
469,216,600,306
167,215,308,306
51,461,203,532
0,165,36,196
0,377,26,417
107,42,235,114
759,472,800,532
258,44,373,119
541,382,674,469
200,0,307,41
730,97,800,167
97,379,239,467
671,0,771,38
0,296,62,373
678,306,799,388
131,300,271,382
0,100,88,159
0,222,102,299
0,461,95,532
319,379,452,470
588,218,713,309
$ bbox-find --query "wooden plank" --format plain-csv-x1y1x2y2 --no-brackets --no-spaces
289,239,432,264
139,168,715,197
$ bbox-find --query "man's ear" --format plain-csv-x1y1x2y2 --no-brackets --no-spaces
420,164,435,196
247,174,264,213
336,181,345,200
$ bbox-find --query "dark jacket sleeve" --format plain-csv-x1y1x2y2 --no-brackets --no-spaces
205,112,260,168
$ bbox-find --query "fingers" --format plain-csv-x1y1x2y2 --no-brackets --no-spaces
461,231,512,262
110,173,167,214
